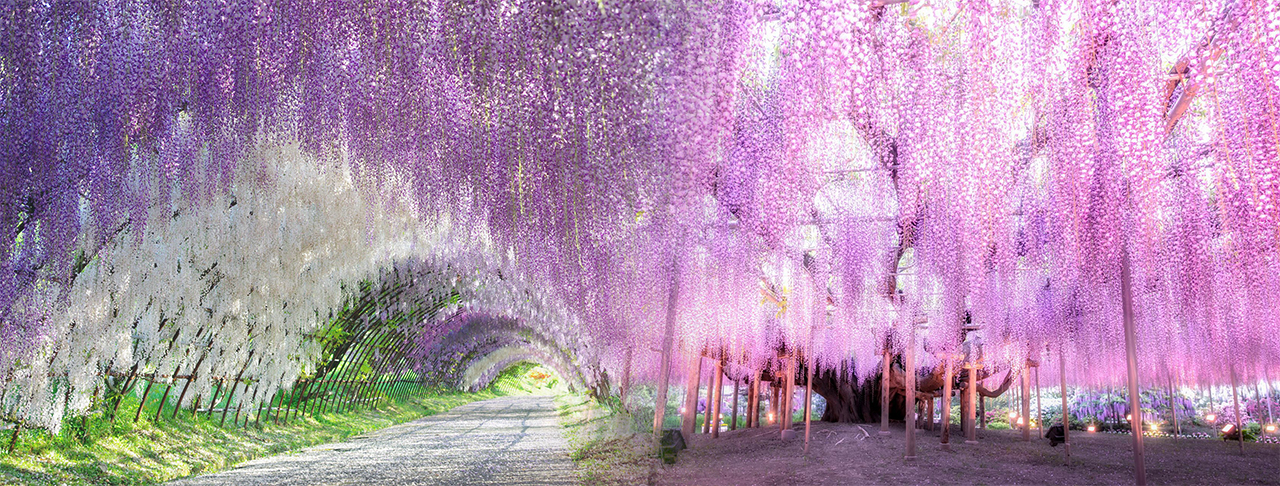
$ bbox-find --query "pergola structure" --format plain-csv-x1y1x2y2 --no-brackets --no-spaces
0,1,1277,483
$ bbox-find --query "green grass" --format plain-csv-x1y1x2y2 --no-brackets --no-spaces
555,393,658,485
0,365,555,485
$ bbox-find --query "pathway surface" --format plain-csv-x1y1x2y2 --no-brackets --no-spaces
168,396,577,486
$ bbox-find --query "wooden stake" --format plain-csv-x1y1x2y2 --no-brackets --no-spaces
681,351,701,437
880,349,891,435
134,378,155,423
711,358,724,438
941,357,953,450
1120,245,1147,485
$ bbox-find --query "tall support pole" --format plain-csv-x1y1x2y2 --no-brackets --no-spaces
1060,347,1071,465
804,355,814,453
781,353,796,435
1231,367,1244,453
702,362,713,434
966,364,978,444
651,254,682,437
1120,246,1147,485
770,379,780,425
1021,363,1032,441
745,374,756,428
731,376,741,431
904,322,917,461
1168,374,1180,437
681,351,701,437
710,358,724,438
620,346,633,409
941,357,953,451
880,349,892,435
1036,364,1043,437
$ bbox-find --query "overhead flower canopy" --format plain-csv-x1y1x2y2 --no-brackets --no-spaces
0,0,1276,430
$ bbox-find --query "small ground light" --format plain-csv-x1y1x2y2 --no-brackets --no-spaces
1222,423,1234,433
1008,411,1017,420
1206,413,1217,422
1126,414,1132,421
1016,417,1025,426
1267,425,1277,433
1087,425,1097,432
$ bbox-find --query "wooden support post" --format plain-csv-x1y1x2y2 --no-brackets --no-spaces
1036,364,1043,438
651,253,682,436
1060,347,1071,465
133,378,155,423
620,347,633,409
7,424,19,454
782,354,796,434
190,394,202,418
711,358,724,438
1022,364,1031,441
804,354,814,453
731,376,740,431
1168,374,1179,437
1231,368,1244,453
703,362,714,434
206,379,223,418
966,364,977,444
779,361,788,435
681,352,700,437
880,349,892,435
750,370,762,427
941,358,953,450
905,325,917,461
770,380,780,425
154,367,180,422
980,395,986,429
1120,246,1147,485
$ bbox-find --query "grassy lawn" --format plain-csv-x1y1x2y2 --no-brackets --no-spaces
0,366,552,485
555,393,659,485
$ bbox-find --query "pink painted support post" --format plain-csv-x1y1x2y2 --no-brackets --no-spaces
1120,246,1147,485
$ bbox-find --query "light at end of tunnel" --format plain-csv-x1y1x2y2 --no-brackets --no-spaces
768,412,775,423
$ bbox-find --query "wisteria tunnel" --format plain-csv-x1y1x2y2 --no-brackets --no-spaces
1,0,1279,484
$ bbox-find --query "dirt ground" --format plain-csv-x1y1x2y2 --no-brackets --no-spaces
652,422,1280,485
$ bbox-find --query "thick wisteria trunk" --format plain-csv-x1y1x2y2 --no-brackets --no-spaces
651,255,682,437
1021,365,1031,441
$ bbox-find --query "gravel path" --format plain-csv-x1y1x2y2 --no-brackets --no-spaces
168,396,577,486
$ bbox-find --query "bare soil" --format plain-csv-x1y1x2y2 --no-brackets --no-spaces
654,422,1280,485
